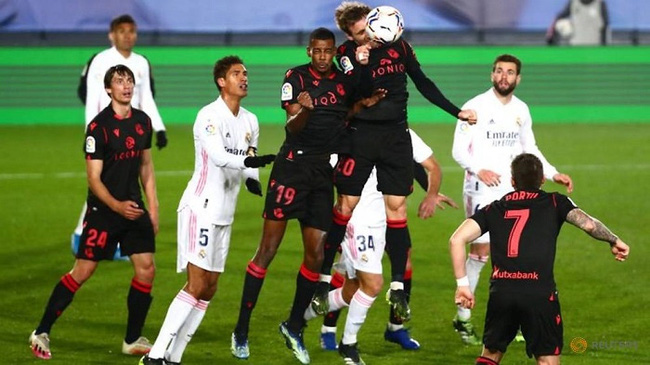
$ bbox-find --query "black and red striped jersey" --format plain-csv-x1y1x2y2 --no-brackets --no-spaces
471,189,578,293
84,105,152,207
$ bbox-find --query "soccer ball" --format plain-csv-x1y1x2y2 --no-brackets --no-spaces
554,18,573,38
365,6,404,44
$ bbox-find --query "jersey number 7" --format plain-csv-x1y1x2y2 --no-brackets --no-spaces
504,209,530,258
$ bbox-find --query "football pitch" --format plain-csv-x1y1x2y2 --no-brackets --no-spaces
1,123,648,364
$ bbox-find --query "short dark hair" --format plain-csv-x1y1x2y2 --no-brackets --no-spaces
110,14,136,32
104,64,135,89
213,55,244,90
335,1,371,36
511,153,544,190
309,27,336,44
493,54,522,75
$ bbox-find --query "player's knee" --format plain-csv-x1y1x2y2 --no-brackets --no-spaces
470,243,490,257
134,262,155,283
336,196,358,216
361,277,383,297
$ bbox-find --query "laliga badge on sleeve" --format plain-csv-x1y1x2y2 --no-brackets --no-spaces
340,56,354,73
85,136,96,153
205,123,216,135
281,82,293,101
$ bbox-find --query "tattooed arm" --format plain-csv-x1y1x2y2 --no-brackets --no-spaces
566,208,630,261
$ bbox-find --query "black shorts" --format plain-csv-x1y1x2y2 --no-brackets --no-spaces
262,154,334,231
76,203,155,261
483,289,563,358
335,122,413,197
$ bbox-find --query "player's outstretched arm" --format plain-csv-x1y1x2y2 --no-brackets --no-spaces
552,172,574,193
458,109,477,124
566,208,629,261
417,155,458,219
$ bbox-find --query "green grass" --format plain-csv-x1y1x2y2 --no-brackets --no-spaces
1,123,648,364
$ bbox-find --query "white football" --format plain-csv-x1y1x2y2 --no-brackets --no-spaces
555,18,573,38
365,6,404,44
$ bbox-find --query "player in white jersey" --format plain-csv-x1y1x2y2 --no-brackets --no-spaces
72,15,168,259
450,54,573,345
140,56,275,365
304,129,456,363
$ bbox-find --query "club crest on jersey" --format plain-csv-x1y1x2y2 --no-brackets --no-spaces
281,82,293,101
205,123,216,135
125,136,135,150
245,132,251,143
516,117,522,126
387,48,399,59
339,56,354,73
85,136,96,153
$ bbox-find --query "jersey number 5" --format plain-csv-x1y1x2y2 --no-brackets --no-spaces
504,209,530,258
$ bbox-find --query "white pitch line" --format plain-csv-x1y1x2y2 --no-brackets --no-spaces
0,164,648,181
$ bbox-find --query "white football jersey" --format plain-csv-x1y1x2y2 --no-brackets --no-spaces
85,46,165,132
178,96,260,225
348,129,434,228
452,88,559,193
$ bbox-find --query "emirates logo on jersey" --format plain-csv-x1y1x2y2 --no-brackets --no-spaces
125,136,135,150
135,123,144,136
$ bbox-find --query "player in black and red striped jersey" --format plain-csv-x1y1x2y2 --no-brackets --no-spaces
231,27,381,364
29,65,159,360
312,2,477,356
450,153,629,365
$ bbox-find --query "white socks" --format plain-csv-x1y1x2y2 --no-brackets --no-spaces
342,290,376,345
148,290,197,359
166,299,209,363
304,287,349,321
457,253,488,321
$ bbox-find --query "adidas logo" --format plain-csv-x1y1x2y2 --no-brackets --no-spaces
225,132,230,138
489,119,495,125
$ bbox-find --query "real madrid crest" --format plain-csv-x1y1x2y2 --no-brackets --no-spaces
245,132,251,144
516,117,522,126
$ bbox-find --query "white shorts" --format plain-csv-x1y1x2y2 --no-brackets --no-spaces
177,206,232,273
463,173,513,244
336,221,386,278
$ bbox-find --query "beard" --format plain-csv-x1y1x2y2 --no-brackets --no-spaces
492,80,516,96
